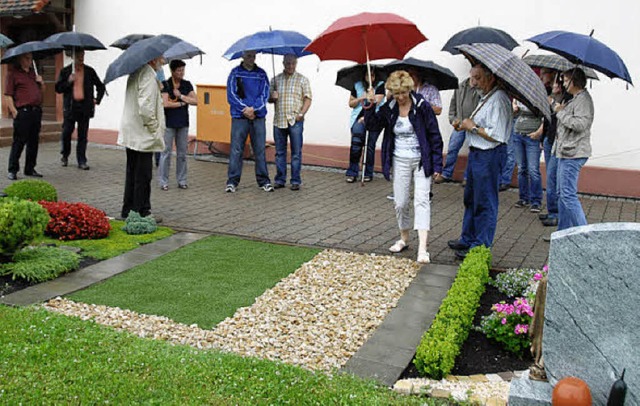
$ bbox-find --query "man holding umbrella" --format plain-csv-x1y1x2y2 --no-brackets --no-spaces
118,56,165,220
4,52,45,180
55,49,106,170
225,50,273,193
448,64,512,259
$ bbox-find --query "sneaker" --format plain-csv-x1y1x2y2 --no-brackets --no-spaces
61,156,68,167
499,184,510,192
447,239,469,251
530,204,542,213
542,217,558,227
363,176,372,182
514,200,528,208
290,184,300,191
386,194,394,201
260,183,274,192
273,183,285,189
417,251,430,264
225,184,236,193
433,173,445,184
78,163,90,170
538,212,549,220
345,176,355,183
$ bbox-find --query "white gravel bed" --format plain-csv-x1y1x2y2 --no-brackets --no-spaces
44,249,421,372
394,377,510,403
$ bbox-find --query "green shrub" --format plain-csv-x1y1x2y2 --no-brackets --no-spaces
414,246,492,379
0,198,50,260
121,211,157,235
0,246,80,283
4,179,57,202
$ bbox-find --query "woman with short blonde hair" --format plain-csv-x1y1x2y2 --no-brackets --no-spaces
364,70,443,264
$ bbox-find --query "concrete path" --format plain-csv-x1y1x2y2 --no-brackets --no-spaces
1,143,637,270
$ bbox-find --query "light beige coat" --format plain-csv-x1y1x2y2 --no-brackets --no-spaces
117,64,165,152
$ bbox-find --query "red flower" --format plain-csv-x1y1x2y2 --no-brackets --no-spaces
39,201,111,240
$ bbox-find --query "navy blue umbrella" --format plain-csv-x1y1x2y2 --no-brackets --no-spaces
443,26,518,55
222,29,312,60
526,30,632,85
44,31,106,50
104,34,182,85
385,57,458,90
0,41,63,65
110,33,154,50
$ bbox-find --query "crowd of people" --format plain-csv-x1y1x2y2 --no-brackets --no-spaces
3,45,594,263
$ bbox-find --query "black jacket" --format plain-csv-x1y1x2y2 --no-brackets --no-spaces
55,64,106,118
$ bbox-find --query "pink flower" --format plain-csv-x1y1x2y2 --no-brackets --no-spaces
543,264,549,272
515,324,529,335
534,273,543,281
501,318,507,325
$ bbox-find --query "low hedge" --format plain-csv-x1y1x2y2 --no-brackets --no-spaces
0,246,80,283
4,179,57,202
413,246,492,379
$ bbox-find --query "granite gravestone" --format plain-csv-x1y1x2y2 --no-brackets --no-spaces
509,222,640,406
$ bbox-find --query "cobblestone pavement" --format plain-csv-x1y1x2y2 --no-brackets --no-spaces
1,142,638,270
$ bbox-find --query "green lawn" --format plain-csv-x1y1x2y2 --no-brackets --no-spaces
68,235,322,329
35,220,175,260
0,306,448,405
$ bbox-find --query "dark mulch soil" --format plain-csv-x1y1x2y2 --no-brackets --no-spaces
0,256,100,298
400,270,533,379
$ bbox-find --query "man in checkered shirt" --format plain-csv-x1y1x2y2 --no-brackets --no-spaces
268,54,312,191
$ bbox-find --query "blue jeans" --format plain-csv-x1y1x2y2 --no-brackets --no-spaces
543,138,558,217
159,127,189,187
346,121,380,178
227,118,271,187
500,124,516,186
274,121,304,185
442,129,466,179
513,133,543,205
460,145,506,249
557,157,588,231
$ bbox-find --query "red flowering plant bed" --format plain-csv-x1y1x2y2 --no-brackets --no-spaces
39,201,111,241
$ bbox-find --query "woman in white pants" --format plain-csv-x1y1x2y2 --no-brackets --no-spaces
364,71,443,263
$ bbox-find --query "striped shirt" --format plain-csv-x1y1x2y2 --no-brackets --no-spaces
270,71,312,128
467,88,512,150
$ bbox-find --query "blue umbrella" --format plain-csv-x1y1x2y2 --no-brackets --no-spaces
526,30,632,85
222,29,312,60
0,33,14,48
1,41,63,65
457,43,551,121
442,26,518,55
104,34,182,85
164,40,204,62
44,31,106,50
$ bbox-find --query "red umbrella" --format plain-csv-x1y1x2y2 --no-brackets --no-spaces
306,12,427,85
306,12,427,185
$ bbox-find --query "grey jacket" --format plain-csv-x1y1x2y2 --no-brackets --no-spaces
553,90,594,159
448,78,481,124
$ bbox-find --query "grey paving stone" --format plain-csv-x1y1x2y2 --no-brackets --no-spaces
341,356,406,387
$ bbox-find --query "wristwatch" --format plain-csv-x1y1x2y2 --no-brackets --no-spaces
471,126,479,135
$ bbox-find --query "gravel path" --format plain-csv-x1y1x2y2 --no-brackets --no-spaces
44,249,421,372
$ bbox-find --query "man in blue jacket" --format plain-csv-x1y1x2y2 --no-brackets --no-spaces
225,50,273,193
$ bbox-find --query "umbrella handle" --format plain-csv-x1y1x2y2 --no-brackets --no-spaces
32,60,38,77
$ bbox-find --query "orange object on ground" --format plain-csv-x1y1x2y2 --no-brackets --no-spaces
552,376,592,406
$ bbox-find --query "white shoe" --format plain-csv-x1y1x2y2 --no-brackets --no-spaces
389,240,408,253
417,251,430,264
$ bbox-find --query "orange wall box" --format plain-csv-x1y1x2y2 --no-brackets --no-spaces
196,84,231,147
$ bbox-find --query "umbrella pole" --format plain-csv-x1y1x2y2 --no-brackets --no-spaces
361,33,372,185
269,26,277,91
32,60,38,76
72,24,76,74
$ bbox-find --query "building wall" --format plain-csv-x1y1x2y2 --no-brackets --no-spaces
75,0,640,183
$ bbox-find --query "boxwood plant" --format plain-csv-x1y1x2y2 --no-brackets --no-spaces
414,246,492,379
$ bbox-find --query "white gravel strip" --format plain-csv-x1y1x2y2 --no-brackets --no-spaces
394,377,510,403
44,249,420,372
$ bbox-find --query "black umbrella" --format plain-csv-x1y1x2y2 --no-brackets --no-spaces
44,31,106,50
385,57,458,90
104,34,182,85
335,64,387,91
110,33,154,50
1,41,63,65
443,26,518,55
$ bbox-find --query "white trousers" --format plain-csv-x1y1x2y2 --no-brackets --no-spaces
393,156,432,230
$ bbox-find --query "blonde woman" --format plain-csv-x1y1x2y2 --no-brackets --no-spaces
364,71,443,263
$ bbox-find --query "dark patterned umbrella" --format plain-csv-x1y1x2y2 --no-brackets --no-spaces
523,54,599,80
110,34,154,50
457,43,551,121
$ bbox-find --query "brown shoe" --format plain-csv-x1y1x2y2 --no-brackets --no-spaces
434,173,445,184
